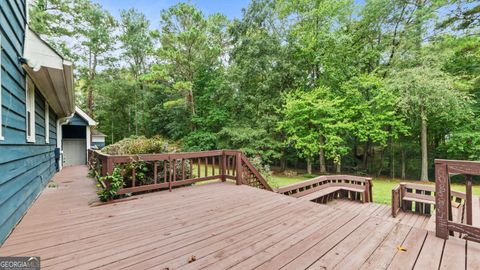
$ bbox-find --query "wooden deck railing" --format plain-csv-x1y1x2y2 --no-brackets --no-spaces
277,175,373,203
391,182,465,218
435,159,480,243
88,149,273,196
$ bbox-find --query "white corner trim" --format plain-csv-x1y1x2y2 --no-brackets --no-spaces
26,76,36,143
45,100,49,143
86,125,91,150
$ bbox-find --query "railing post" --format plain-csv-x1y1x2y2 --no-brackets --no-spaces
370,180,373,202
363,180,369,203
466,174,473,225
101,156,107,176
435,160,450,240
168,156,173,192
400,184,405,211
106,157,113,175
236,151,242,185
392,187,397,217
221,151,226,182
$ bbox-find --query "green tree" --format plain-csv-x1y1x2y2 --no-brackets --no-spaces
73,0,117,115
280,86,351,174
342,74,409,173
225,0,291,162
119,8,154,135
388,60,473,180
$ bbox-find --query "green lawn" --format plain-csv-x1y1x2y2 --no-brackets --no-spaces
271,174,480,205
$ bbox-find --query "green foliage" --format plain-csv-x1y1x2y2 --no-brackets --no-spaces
217,126,283,162
34,0,480,181
182,131,217,151
342,74,409,145
439,125,480,160
279,86,350,166
97,167,123,202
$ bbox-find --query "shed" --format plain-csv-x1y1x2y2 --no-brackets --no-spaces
60,107,96,167
91,129,106,148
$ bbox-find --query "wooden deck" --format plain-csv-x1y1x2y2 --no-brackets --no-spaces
0,166,479,269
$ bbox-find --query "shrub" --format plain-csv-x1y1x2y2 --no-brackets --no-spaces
249,156,279,189
97,167,123,202
101,135,176,155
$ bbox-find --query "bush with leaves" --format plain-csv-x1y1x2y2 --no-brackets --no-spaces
248,156,279,189
101,135,176,155
97,167,123,202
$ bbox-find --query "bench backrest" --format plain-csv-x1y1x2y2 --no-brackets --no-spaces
277,175,372,199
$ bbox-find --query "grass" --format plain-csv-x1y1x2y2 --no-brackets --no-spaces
271,174,480,205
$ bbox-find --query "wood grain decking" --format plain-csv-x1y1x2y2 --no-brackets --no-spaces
0,166,478,269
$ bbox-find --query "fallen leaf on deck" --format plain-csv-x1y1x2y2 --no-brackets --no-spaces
397,245,407,252
188,255,197,263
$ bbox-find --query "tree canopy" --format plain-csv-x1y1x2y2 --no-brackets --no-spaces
31,0,480,180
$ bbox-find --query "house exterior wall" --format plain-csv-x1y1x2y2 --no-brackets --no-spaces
0,0,59,244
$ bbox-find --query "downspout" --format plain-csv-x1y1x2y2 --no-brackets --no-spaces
56,114,74,171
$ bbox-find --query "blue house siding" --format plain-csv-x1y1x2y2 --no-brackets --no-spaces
0,0,60,244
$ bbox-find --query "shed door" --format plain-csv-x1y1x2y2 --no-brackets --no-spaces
63,139,86,166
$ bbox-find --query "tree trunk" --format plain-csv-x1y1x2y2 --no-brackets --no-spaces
280,157,286,171
86,85,93,115
390,136,395,179
420,106,429,181
336,159,341,173
363,140,369,172
86,52,97,116
319,135,327,174
188,89,196,131
307,159,312,175
401,148,406,180
377,148,385,177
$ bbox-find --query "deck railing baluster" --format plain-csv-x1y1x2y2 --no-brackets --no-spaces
212,156,215,175
189,158,193,179
164,161,167,183
205,157,208,177
181,159,185,180
154,162,158,184
197,158,201,178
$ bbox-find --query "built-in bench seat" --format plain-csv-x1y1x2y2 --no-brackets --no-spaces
391,183,467,218
277,175,373,204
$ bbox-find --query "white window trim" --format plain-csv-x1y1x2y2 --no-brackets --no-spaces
26,76,35,143
45,100,49,143
0,36,4,141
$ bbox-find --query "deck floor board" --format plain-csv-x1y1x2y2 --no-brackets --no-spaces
0,166,477,270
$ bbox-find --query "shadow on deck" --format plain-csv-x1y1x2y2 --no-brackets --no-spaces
0,166,479,269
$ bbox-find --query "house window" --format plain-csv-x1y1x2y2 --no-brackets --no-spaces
26,76,35,143
45,100,49,143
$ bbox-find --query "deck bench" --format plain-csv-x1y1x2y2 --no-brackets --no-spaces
391,183,466,218
277,175,373,204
